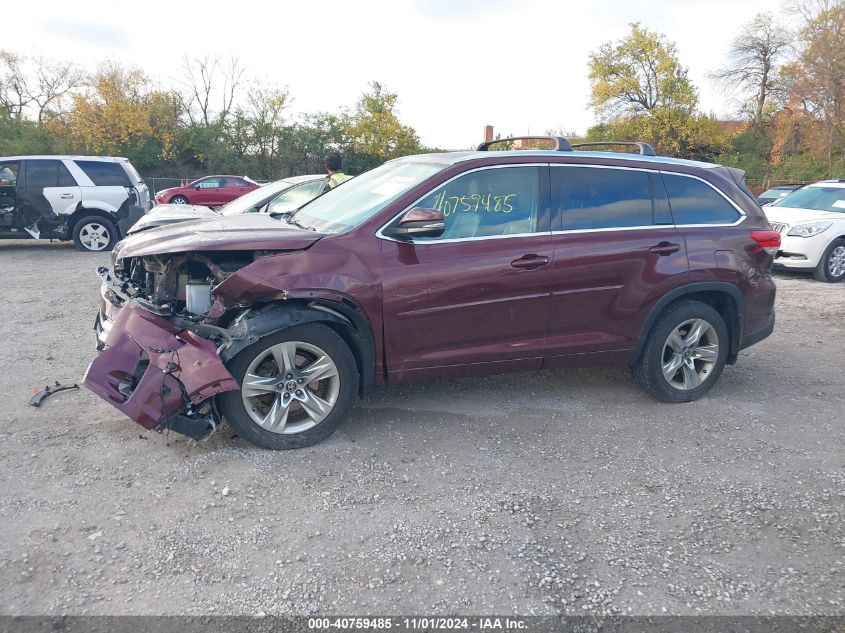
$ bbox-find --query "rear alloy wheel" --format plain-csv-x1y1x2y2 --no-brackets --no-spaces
218,323,358,449
170,195,189,205
72,215,118,252
633,300,729,403
814,238,845,283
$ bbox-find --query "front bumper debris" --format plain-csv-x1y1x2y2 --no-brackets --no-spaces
83,301,239,439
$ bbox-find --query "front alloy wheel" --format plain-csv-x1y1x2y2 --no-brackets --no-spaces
219,323,358,449
815,239,845,283
241,340,341,434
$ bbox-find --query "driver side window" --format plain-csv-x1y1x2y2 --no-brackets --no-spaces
414,166,540,240
198,178,222,189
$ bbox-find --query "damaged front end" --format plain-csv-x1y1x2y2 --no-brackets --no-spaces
83,300,239,440
84,215,329,441
84,250,259,441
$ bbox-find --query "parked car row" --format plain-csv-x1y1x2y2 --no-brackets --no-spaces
763,179,845,282
83,137,782,450
0,156,331,251
131,175,328,234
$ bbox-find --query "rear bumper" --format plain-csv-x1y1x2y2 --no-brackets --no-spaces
83,301,239,435
739,312,775,351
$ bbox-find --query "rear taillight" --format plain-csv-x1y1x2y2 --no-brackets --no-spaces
751,230,781,255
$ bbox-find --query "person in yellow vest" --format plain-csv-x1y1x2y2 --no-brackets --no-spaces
324,152,351,189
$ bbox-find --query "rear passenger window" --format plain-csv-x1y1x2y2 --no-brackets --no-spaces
553,166,654,230
58,162,76,187
25,160,62,188
415,166,541,240
661,173,741,225
74,161,131,186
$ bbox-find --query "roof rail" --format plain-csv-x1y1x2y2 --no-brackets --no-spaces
477,136,573,152
570,141,655,156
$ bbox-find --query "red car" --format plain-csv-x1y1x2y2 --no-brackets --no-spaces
154,175,259,207
85,137,778,450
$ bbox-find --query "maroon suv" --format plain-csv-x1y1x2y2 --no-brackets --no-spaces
84,138,779,450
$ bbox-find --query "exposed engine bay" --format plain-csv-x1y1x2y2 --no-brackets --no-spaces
106,251,258,320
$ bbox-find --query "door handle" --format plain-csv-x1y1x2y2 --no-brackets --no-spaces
60,193,74,199
649,242,680,256
511,254,550,270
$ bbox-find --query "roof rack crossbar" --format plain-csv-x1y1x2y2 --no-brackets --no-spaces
477,136,573,152
570,141,656,156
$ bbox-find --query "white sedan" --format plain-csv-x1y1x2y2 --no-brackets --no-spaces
763,180,845,283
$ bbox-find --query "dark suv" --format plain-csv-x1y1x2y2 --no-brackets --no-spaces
83,138,779,449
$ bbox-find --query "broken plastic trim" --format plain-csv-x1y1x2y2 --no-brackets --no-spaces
30,382,79,407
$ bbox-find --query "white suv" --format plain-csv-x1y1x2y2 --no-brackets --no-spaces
0,155,151,252
763,179,845,283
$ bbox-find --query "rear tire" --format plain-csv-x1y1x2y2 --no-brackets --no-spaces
72,215,118,252
813,238,845,283
633,300,729,403
170,195,189,205
218,323,358,450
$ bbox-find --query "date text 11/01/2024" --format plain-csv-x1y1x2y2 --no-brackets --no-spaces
306,617,527,630
431,191,519,217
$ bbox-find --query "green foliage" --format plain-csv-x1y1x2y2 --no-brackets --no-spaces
0,110,59,155
341,81,424,174
588,23,697,118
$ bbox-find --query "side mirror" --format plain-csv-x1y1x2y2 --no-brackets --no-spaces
388,208,445,239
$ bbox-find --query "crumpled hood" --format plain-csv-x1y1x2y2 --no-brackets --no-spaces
114,213,325,260
763,206,845,225
128,203,217,234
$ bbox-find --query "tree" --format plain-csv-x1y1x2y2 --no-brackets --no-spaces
178,55,244,127
0,50,30,118
586,24,717,158
588,23,698,118
342,82,424,172
245,83,290,178
0,51,85,122
774,0,845,167
710,13,791,132
57,62,182,169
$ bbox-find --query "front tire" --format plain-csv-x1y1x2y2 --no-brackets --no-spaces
218,323,359,449
633,300,729,403
170,195,189,205
72,215,118,252
813,238,845,283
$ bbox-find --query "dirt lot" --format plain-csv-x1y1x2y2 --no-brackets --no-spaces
0,239,843,617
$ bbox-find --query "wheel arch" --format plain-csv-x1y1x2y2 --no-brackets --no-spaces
220,299,376,396
630,282,744,367
64,206,120,240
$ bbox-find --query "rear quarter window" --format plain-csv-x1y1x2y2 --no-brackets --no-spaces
74,160,131,187
662,173,741,225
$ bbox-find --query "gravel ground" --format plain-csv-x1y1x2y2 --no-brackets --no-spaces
0,239,843,617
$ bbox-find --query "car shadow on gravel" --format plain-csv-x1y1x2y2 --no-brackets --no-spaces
0,240,78,252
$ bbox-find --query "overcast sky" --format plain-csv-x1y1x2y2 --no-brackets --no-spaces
8,0,790,149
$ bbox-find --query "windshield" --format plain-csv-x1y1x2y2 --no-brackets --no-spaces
760,187,795,198
772,186,845,213
294,160,445,233
219,180,298,216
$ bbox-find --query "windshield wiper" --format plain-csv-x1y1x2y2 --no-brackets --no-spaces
275,212,315,231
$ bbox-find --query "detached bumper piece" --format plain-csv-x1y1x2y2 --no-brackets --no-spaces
83,301,239,440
